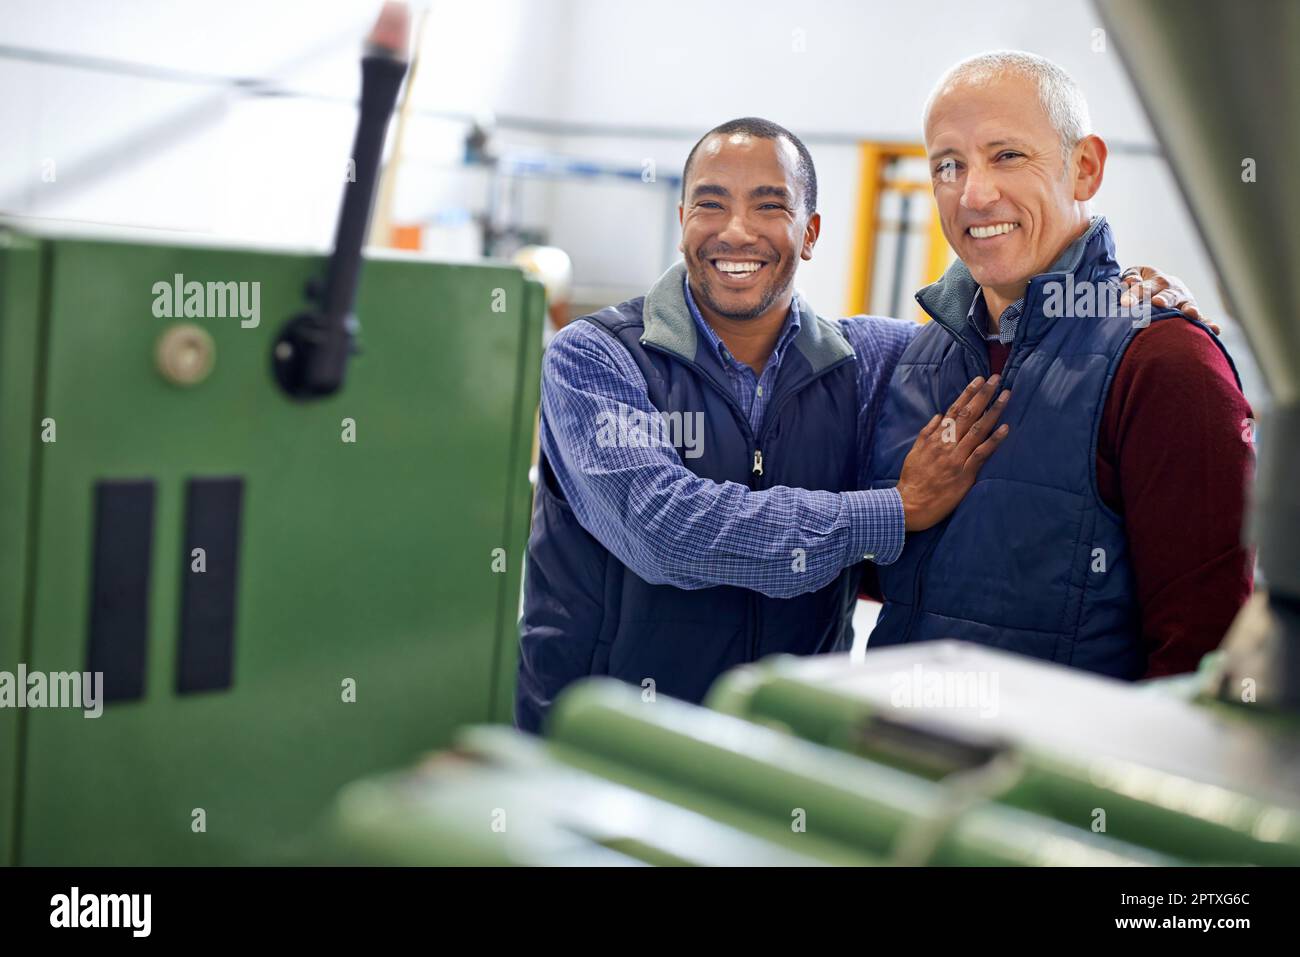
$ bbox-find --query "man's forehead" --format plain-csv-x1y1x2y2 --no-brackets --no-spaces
926,74,1051,142
696,131,795,165
699,131,750,158
685,131,806,209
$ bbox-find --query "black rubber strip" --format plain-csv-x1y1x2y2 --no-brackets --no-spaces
176,477,243,694
86,480,156,703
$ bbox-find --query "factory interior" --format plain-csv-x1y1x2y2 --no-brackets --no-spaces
0,0,1297,914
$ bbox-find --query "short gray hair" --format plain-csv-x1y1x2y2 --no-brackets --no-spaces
924,51,1093,162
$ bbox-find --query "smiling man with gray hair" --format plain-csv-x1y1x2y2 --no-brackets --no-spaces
864,51,1255,679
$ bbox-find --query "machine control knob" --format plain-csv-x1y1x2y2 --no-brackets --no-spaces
156,323,216,386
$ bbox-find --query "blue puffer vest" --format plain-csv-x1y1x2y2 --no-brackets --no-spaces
516,262,865,732
868,217,1239,677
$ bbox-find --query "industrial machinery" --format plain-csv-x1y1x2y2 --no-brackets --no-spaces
319,0,1300,867
0,3,546,865
323,647,1298,866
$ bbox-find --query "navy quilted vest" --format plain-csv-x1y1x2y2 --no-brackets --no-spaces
868,218,1239,677
517,263,865,732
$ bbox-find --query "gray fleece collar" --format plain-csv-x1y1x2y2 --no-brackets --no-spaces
640,260,854,373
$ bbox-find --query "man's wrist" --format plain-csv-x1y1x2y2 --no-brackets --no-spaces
843,486,906,566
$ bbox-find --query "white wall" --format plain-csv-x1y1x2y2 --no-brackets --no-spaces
0,0,1263,395
0,0,574,246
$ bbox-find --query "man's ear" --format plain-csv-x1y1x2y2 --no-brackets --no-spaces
677,203,684,253
801,211,821,261
1074,134,1107,202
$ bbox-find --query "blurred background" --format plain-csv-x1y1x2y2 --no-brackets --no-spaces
0,0,1264,398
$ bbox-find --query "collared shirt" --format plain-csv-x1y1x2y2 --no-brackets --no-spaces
969,291,1024,345
682,276,802,435
536,278,916,599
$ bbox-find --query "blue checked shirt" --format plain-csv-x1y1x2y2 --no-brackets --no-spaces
683,276,801,433
537,279,916,600
969,290,1024,344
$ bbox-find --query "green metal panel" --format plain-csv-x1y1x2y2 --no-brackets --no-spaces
0,235,46,866
489,277,545,724
13,233,542,864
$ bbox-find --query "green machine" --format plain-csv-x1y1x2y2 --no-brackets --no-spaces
0,4,546,864
323,650,1296,867
707,645,1300,865
0,228,543,866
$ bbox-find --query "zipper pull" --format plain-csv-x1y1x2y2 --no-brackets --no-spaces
752,449,763,476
